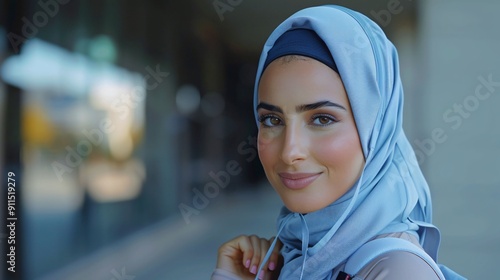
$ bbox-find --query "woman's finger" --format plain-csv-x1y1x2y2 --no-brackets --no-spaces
248,235,262,275
233,235,253,270
256,237,273,279
217,235,254,275
217,235,279,279
267,237,282,271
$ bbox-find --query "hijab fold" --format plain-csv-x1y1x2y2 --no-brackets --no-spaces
253,5,464,280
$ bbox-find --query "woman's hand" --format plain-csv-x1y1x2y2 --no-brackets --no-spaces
216,235,283,280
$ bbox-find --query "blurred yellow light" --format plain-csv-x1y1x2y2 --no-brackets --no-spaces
22,104,56,147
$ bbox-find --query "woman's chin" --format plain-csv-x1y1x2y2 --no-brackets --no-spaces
281,198,326,214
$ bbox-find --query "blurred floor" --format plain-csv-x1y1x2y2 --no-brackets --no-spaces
38,179,495,280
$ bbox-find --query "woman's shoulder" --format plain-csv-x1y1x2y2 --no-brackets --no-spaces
351,232,441,280
354,250,442,280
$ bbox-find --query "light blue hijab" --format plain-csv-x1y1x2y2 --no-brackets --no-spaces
253,5,464,280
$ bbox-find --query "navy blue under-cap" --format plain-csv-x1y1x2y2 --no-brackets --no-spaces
263,28,339,74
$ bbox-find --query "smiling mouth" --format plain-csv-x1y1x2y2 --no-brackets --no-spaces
278,172,322,190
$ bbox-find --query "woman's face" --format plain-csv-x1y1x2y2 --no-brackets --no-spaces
257,57,365,213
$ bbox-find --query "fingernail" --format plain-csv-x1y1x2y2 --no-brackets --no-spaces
268,261,276,271
245,259,250,268
250,265,257,274
258,270,265,279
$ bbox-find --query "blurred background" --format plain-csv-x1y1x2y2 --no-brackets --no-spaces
0,0,498,279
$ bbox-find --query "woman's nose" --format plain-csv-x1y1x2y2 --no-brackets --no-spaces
280,126,307,165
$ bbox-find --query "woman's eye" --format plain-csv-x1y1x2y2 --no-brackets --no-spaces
259,115,282,127
311,115,336,126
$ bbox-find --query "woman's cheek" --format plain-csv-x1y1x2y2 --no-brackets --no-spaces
258,129,280,164
258,132,271,157
313,131,353,162
258,128,281,147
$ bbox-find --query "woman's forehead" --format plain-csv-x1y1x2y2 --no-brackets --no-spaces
257,58,350,109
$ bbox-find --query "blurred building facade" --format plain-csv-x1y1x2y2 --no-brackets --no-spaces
0,0,498,279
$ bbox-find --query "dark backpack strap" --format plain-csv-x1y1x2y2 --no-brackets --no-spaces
335,271,352,280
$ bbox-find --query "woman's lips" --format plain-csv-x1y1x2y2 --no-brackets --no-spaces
278,172,322,190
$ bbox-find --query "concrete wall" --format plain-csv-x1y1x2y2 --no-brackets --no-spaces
416,1,500,278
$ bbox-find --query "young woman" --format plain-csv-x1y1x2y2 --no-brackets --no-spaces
212,5,465,280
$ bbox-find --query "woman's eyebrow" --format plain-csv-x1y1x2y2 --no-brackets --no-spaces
256,102,283,113
296,100,346,112
257,101,346,113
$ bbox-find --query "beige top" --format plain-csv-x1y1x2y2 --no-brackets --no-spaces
333,232,441,280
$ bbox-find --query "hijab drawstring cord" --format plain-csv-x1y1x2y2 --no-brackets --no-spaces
298,213,309,280
254,214,292,280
